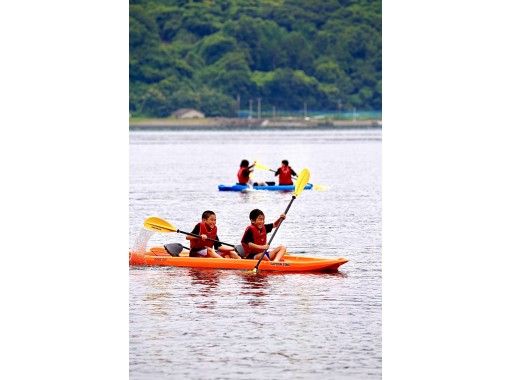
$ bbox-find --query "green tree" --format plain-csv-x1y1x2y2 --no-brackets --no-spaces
129,5,159,51
261,68,321,109
224,16,286,71
140,87,170,117
167,88,200,113
281,32,313,72
150,6,183,42
198,87,237,117
197,52,255,99
198,33,238,65
181,5,220,37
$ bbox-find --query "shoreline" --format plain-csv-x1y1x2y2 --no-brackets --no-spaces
129,117,382,130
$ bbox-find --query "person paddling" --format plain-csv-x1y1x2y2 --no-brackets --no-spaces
274,160,297,185
187,211,240,259
241,209,287,262
237,159,255,186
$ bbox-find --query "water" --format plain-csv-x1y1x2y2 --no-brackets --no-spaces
130,128,381,379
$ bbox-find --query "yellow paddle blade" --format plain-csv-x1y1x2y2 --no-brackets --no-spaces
254,161,271,171
143,216,177,233
293,168,310,197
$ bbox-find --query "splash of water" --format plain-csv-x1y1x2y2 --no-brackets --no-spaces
131,228,154,253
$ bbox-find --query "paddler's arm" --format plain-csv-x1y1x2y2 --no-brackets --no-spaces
273,214,286,228
248,242,269,251
186,224,207,241
186,234,207,240
186,234,207,241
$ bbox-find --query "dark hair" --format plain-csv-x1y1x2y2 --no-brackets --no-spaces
282,160,289,166
249,209,264,221
240,159,249,167
202,210,216,219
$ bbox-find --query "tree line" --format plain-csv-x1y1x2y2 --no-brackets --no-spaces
130,0,381,117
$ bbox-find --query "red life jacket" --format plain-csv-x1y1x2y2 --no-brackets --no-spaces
237,167,249,184
189,222,217,250
241,224,267,255
278,165,293,185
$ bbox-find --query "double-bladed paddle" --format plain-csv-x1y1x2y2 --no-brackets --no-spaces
144,217,246,256
251,168,311,274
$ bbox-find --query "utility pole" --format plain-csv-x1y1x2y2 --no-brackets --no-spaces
337,99,342,119
304,101,307,118
249,99,253,119
237,94,241,118
257,97,261,119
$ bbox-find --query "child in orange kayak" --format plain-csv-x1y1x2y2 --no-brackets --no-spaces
187,211,240,259
241,209,287,262
237,159,255,185
274,159,297,185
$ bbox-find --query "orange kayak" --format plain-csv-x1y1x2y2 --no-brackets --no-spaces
129,247,348,273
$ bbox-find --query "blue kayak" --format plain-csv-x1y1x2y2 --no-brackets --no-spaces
218,183,313,192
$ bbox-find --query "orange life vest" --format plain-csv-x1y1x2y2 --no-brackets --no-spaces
278,165,293,185
189,222,217,250
242,224,267,255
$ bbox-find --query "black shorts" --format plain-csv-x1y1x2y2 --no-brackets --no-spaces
246,252,268,260
189,248,208,257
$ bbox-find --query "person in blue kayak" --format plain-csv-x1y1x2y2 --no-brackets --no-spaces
274,160,297,185
187,211,241,259
237,159,255,185
241,209,287,262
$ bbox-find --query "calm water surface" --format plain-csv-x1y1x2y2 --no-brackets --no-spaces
130,128,381,379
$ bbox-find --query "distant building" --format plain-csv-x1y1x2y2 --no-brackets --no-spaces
171,108,205,119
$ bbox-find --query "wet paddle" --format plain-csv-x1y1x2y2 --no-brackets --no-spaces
251,168,310,274
144,216,244,255
254,162,326,191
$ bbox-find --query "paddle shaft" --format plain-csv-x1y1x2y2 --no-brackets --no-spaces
165,242,238,256
265,167,294,177
178,229,237,248
254,195,296,270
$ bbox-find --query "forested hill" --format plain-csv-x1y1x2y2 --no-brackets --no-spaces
129,0,381,117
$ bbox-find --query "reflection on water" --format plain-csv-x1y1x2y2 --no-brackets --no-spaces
188,268,221,289
239,272,270,307
130,129,381,379
187,269,221,309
